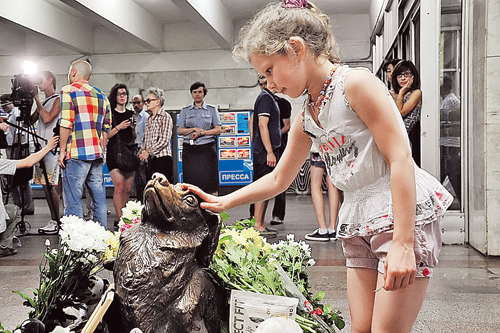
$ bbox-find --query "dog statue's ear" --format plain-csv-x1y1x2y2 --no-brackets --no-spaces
196,209,222,268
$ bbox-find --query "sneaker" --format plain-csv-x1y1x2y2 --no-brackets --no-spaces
270,216,284,225
0,245,18,258
305,229,330,242
12,236,22,248
329,231,337,240
38,220,59,235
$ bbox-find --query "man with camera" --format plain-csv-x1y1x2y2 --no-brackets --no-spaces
58,60,111,228
30,71,62,234
0,94,35,217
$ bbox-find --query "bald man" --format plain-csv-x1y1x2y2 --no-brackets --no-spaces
58,60,112,228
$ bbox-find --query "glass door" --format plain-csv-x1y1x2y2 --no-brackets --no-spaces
439,1,462,211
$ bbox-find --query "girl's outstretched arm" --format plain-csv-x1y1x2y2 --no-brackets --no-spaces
187,112,312,213
345,69,417,292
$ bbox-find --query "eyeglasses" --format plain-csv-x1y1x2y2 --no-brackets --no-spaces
397,72,413,79
117,92,128,96
259,81,267,87
132,101,143,105
145,98,158,104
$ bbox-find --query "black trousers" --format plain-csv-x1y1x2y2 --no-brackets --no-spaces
146,155,173,184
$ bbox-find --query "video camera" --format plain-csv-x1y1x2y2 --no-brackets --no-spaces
10,74,41,125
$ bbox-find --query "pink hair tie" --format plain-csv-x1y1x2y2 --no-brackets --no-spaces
283,0,309,9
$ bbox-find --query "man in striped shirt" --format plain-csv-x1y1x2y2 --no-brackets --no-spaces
58,60,112,228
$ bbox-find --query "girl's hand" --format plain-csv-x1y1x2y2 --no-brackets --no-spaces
185,184,226,213
383,241,417,291
46,136,59,151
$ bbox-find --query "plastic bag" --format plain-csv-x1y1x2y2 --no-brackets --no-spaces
229,290,298,333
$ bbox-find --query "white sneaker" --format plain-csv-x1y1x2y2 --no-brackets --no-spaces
12,236,22,248
38,220,59,235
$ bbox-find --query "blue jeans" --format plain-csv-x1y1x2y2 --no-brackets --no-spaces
62,159,107,228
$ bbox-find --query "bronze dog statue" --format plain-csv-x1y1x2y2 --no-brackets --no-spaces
113,174,223,333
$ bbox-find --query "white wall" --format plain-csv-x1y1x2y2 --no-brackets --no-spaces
0,14,371,119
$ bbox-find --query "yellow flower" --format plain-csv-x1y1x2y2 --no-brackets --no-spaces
241,228,262,243
103,247,115,261
262,243,272,254
232,234,247,246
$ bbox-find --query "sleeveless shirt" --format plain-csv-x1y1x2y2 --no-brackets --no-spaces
38,93,60,146
301,66,453,238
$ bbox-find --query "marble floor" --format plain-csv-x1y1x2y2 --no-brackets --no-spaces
1,195,499,332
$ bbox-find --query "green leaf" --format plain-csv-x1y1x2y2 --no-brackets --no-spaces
314,290,325,302
220,212,230,221
219,235,232,243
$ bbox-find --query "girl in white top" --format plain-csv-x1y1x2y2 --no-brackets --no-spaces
188,1,452,332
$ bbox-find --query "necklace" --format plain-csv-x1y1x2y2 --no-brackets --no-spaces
307,67,337,107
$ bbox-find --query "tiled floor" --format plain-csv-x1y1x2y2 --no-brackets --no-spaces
1,195,500,332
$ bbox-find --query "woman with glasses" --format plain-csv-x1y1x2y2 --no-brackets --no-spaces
392,60,422,165
107,83,137,225
177,82,221,195
139,87,174,183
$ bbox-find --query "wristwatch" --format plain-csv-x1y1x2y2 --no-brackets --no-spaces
200,131,204,136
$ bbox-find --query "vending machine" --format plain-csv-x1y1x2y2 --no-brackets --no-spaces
177,110,253,187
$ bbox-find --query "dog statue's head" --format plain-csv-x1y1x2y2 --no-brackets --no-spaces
142,173,221,267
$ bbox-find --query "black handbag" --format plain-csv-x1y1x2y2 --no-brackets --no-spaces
108,134,140,172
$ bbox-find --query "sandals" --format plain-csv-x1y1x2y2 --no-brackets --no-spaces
259,227,278,238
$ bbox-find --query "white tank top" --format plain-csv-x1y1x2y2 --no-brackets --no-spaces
38,93,60,146
301,66,453,238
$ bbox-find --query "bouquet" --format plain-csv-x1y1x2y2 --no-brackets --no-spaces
13,216,110,331
104,200,144,261
209,216,345,332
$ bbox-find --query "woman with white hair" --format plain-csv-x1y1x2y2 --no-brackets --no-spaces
139,87,174,183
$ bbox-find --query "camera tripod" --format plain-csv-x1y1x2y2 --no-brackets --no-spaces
2,117,57,236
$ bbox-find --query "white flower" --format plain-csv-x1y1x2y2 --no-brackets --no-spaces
59,216,109,253
307,259,316,266
78,257,89,265
87,254,98,264
286,234,295,241
45,239,51,247
121,201,144,220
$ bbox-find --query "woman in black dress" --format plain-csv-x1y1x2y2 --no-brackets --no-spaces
107,83,137,224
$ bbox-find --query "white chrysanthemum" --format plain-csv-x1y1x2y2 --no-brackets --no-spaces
286,233,295,241
121,201,144,220
59,216,109,253
87,254,98,264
